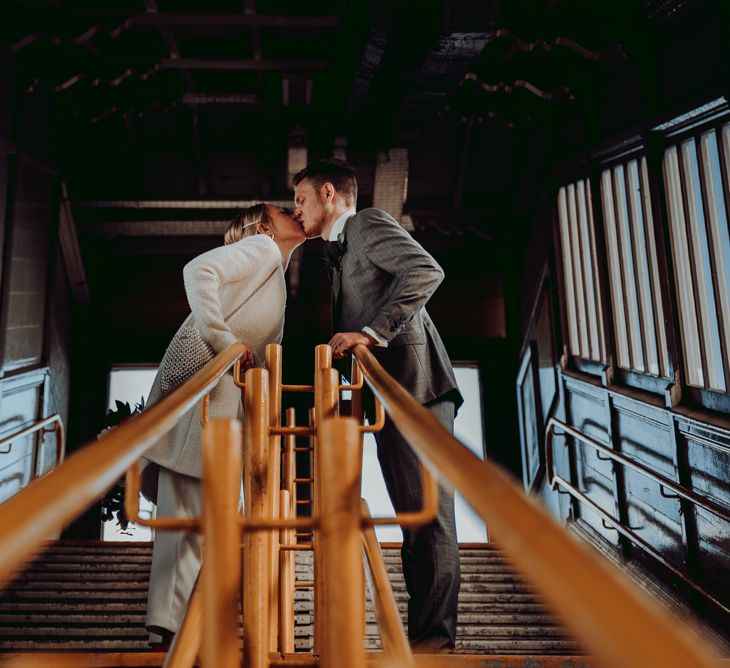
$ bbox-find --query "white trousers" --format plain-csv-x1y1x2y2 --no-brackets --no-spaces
145,467,202,635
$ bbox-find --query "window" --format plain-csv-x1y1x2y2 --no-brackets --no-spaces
360,364,487,543
102,367,158,541
599,157,670,377
662,123,730,393
557,179,607,363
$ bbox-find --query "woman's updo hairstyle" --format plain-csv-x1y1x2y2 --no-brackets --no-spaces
224,202,270,245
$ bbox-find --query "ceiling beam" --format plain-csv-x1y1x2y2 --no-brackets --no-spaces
76,200,291,208
181,93,259,105
133,13,339,27
160,59,327,72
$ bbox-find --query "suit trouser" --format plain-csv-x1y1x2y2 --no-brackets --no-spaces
145,467,202,636
374,395,460,648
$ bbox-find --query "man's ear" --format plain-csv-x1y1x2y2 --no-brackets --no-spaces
322,182,336,203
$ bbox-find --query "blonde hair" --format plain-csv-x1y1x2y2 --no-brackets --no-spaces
224,202,270,245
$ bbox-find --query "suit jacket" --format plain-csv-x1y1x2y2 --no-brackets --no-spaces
335,207,462,409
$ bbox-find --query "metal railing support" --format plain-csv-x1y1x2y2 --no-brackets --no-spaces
278,489,295,654
317,418,365,668
266,344,283,654
312,346,335,654
163,576,203,668
360,499,414,666
202,419,242,668
243,367,271,668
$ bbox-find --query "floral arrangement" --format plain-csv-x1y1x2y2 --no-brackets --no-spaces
99,398,145,533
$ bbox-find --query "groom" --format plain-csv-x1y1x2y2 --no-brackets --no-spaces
293,158,462,651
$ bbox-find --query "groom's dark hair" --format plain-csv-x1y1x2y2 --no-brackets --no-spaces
293,158,358,206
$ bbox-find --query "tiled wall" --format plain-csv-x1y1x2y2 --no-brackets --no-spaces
0,76,73,504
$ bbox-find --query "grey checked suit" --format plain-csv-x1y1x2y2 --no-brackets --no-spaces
331,207,462,648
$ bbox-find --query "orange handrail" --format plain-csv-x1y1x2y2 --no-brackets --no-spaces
0,342,247,584
352,343,720,668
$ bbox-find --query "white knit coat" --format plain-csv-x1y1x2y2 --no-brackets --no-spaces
142,234,285,483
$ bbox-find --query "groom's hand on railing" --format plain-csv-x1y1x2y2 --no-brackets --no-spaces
328,332,376,359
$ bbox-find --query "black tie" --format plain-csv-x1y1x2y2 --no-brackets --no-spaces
322,233,346,333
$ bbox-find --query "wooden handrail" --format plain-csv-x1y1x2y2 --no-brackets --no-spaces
0,342,247,585
351,344,720,668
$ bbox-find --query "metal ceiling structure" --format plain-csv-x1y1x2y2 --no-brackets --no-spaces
2,0,698,242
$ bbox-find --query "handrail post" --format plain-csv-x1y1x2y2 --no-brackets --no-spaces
317,418,366,668
311,347,335,655
360,499,414,666
279,408,297,654
202,419,242,668
266,344,282,654
162,576,203,668
278,489,295,654
349,356,364,421
243,368,271,668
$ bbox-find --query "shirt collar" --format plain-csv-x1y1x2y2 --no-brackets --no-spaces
326,208,356,242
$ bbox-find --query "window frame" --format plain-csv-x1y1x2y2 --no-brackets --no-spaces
592,140,678,398
652,101,730,414
553,99,730,416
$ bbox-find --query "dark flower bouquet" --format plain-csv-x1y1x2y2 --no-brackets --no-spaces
99,398,145,533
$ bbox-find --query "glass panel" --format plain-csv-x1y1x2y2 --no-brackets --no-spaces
567,183,590,357
103,369,158,541
626,159,659,374
663,146,704,386
584,183,607,362
576,180,600,360
613,164,645,371
363,365,488,542
681,139,726,391
558,187,580,355
640,158,670,377
452,366,487,542
702,129,730,389
601,169,631,368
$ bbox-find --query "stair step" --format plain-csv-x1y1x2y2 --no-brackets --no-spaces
0,614,147,624
0,627,149,638
21,563,152,573
0,640,155,650
3,591,149,601
0,541,581,658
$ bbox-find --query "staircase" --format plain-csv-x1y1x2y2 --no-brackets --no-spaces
0,541,587,663
0,541,151,652
295,545,584,655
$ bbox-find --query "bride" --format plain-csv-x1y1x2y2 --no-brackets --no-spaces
142,202,305,646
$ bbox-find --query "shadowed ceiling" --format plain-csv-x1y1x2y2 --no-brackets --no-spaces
1,0,725,359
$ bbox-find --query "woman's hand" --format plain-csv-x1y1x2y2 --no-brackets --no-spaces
240,344,256,370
